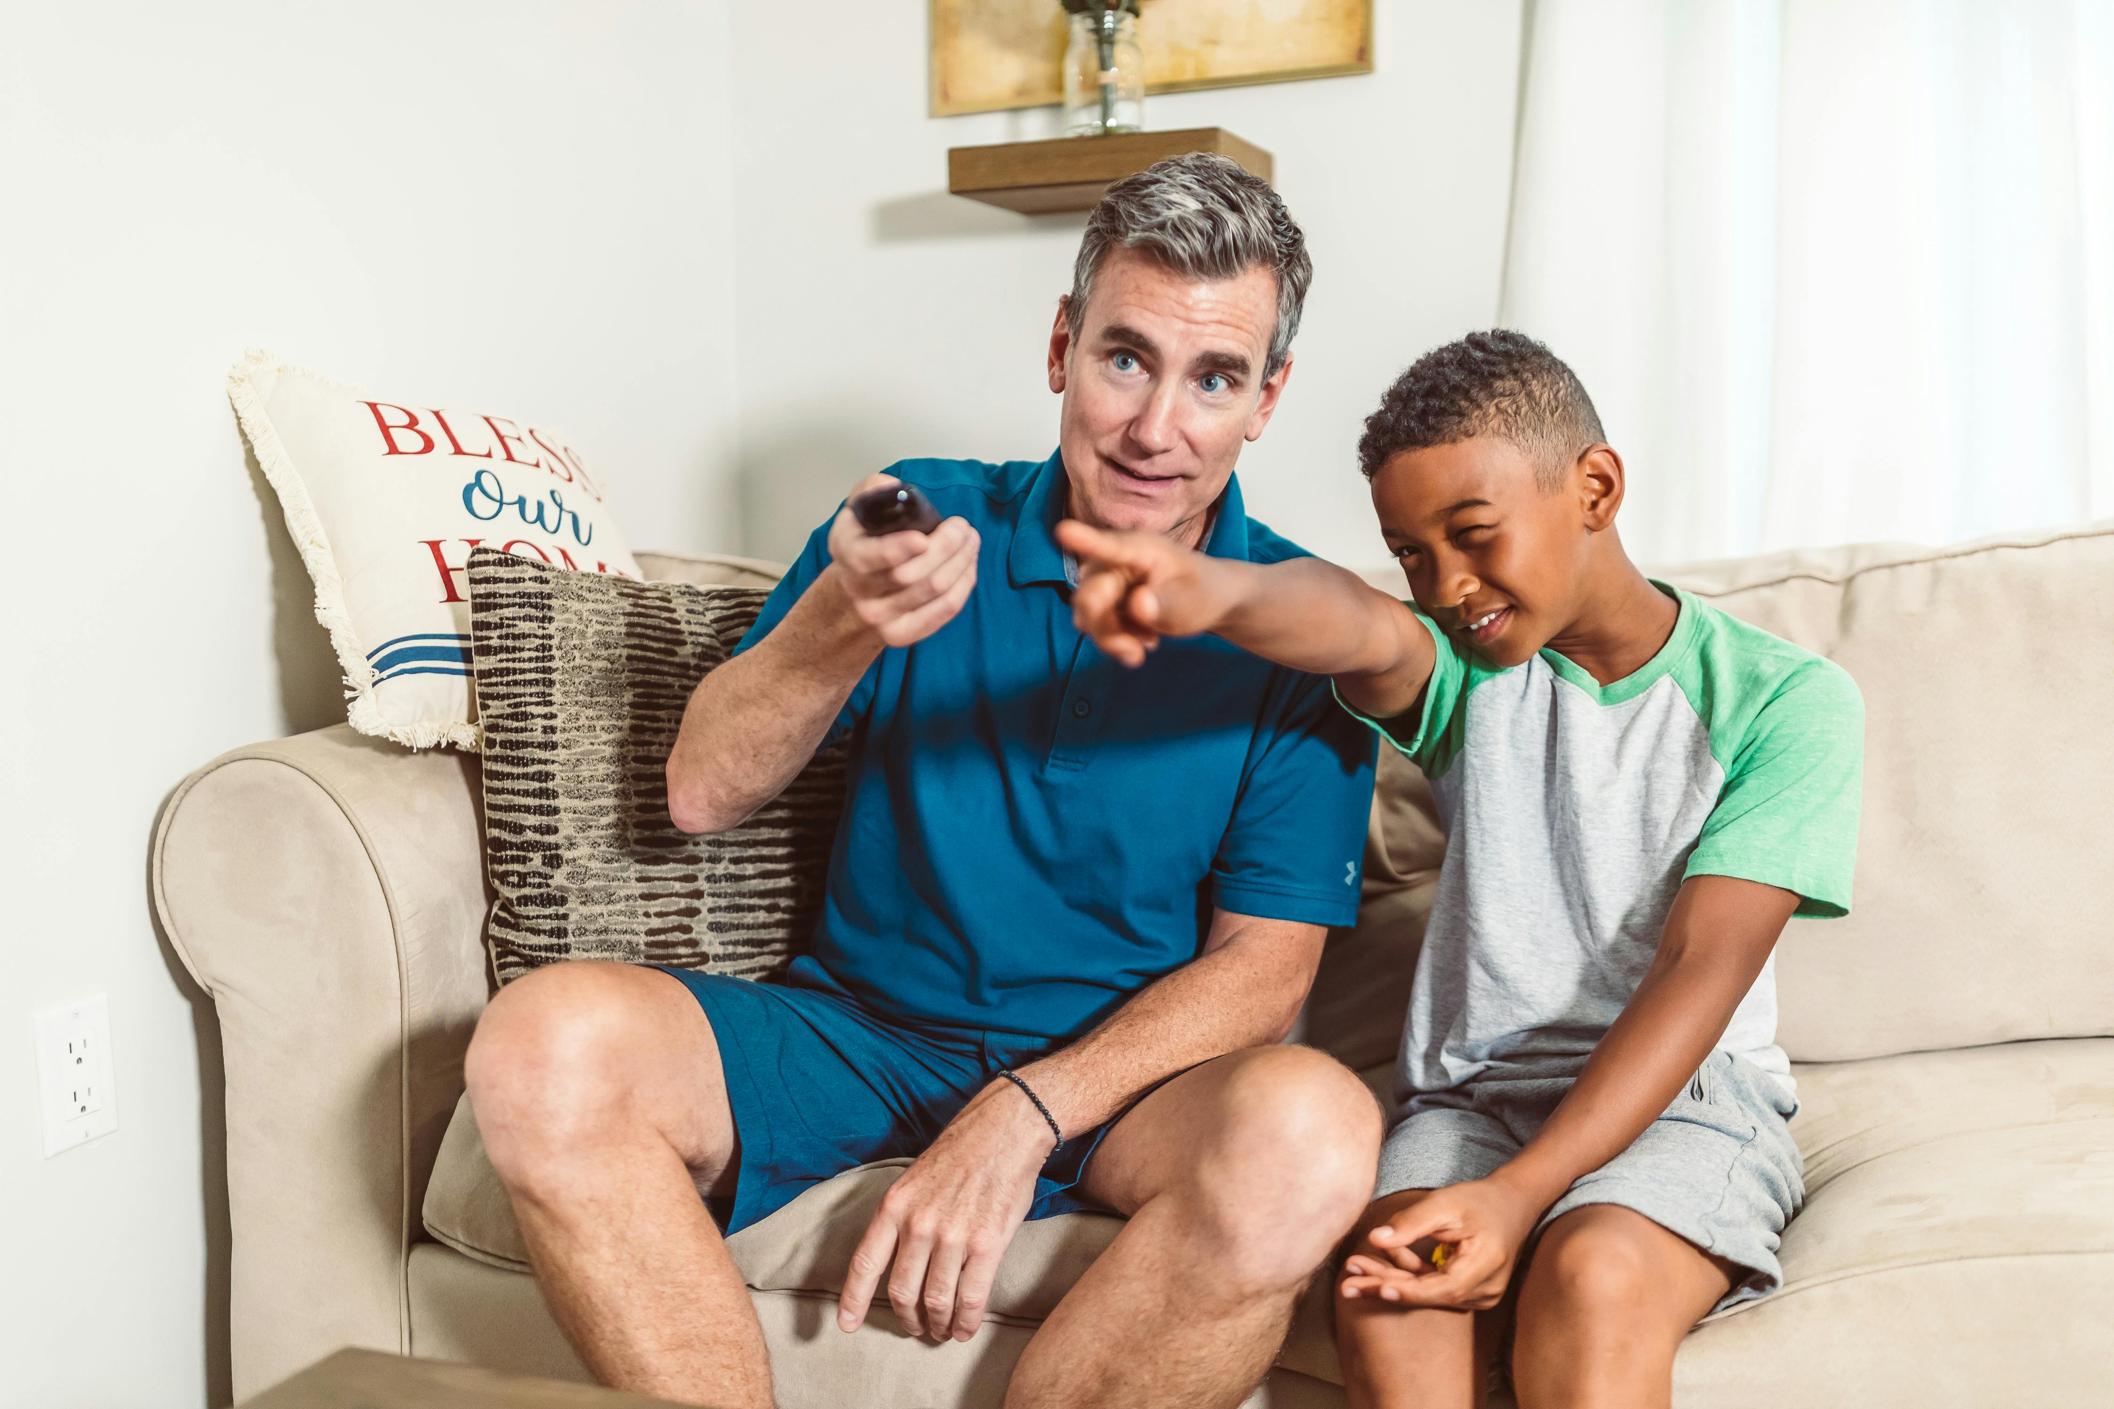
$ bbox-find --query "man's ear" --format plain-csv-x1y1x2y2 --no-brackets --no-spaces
1244,353,1293,443
1577,444,1625,530
1048,298,1073,394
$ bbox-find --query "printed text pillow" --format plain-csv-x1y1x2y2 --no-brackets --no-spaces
228,350,641,749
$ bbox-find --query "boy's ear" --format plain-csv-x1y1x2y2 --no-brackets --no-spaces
1577,445,1624,531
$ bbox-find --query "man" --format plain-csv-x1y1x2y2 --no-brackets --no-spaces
464,154,1382,1409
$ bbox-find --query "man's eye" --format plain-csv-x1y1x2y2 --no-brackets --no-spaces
1199,372,1227,394
1111,351,1140,373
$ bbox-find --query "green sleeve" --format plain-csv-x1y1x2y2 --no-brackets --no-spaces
1331,607,1471,777
1685,659,1865,918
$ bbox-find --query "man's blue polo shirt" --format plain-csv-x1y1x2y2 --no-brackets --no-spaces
734,451,1379,1044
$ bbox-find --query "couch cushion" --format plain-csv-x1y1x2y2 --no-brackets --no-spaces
423,1090,1123,1314
466,548,844,985
1665,522,2114,1059
424,1038,2114,1397
634,549,786,591
1668,1037,2114,1404
424,1091,1351,1393
1291,1038,2114,1393
404,1243,1346,1409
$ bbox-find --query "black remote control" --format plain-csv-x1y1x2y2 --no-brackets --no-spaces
850,483,944,535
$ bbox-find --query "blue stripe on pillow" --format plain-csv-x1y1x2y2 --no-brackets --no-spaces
366,631,470,661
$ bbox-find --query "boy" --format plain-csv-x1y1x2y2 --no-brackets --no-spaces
1056,330,1862,1408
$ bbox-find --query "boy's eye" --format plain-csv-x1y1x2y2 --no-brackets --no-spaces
1392,544,1422,561
1453,524,1496,545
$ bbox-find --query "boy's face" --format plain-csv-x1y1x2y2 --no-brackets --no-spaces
1369,436,1599,668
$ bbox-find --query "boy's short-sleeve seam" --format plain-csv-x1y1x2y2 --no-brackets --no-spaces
1680,851,1851,920
1332,607,1458,766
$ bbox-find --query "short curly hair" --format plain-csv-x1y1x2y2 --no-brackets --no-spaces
1357,330,1604,488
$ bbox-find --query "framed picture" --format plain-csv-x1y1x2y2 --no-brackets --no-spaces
930,0,1374,118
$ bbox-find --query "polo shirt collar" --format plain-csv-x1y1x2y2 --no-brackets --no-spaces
1008,450,1073,587
1007,448,1253,589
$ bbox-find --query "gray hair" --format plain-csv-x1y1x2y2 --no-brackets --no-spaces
1066,153,1312,382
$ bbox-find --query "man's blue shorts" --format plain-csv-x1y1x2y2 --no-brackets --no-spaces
653,965,1129,1235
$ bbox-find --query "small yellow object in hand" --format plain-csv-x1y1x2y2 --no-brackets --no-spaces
1429,1242,1454,1270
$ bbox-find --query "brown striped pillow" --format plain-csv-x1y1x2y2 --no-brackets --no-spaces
465,546,844,986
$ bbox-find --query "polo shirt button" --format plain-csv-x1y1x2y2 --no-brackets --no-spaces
1072,699,1093,718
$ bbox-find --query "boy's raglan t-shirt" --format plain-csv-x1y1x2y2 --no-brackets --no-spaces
1342,583,1863,1105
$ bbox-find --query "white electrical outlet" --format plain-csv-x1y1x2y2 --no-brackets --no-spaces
35,994,118,1156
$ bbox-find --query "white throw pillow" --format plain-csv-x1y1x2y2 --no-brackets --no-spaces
229,350,642,749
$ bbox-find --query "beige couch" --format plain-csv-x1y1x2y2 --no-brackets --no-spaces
152,528,2114,1407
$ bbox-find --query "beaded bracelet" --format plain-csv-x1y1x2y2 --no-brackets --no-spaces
996,1068,1064,1151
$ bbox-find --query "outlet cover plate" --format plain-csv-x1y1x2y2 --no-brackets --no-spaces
35,994,118,1156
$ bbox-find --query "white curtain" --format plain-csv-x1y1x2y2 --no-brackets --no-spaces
1500,0,2114,565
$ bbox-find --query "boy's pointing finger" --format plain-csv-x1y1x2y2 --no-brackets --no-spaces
1053,517,1111,560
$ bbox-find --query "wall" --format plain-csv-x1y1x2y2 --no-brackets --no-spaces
0,4,741,1405
726,1,1525,570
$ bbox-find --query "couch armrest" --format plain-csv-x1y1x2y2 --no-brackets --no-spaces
151,724,490,1399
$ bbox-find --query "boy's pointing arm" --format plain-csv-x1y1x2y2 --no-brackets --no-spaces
1056,518,1436,719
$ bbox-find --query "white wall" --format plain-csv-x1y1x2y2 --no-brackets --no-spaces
0,2,1523,1404
726,0,1524,569
0,4,741,1405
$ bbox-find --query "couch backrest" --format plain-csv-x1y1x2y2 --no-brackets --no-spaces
636,548,786,591
1667,521,2114,1060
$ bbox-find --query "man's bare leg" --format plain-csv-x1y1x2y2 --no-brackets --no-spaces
1509,1205,1734,1409
463,962,768,1409
1003,1045,1384,1409
1336,1190,1496,1409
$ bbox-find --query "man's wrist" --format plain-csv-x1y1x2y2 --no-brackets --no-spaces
992,1069,1064,1156
796,565,889,667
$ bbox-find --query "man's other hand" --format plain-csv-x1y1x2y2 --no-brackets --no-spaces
835,1079,1055,1343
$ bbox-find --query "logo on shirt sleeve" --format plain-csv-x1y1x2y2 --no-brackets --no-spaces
1345,860,1358,887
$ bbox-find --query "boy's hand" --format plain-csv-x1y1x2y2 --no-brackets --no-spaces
1054,519,1238,667
1339,1177,1542,1311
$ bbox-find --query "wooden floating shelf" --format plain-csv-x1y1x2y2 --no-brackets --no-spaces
948,127,1274,215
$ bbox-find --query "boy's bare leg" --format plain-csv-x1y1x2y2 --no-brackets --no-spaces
1002,1046,1384,1409
1336,1190,1495,1409
463,962,770,1409
1509,1204,1736,1409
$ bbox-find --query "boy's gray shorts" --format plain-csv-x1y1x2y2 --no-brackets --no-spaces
1377,1049,1804,1314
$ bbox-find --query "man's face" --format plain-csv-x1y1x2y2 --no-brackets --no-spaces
1370,436,1595,669
1048,246,1290,545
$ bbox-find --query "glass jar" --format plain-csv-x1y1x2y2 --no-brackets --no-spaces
1063,2,1144,136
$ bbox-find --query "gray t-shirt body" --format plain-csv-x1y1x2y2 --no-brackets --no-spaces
1342,584,1863,1109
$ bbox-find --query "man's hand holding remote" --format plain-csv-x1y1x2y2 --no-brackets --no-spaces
827,474,981,649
